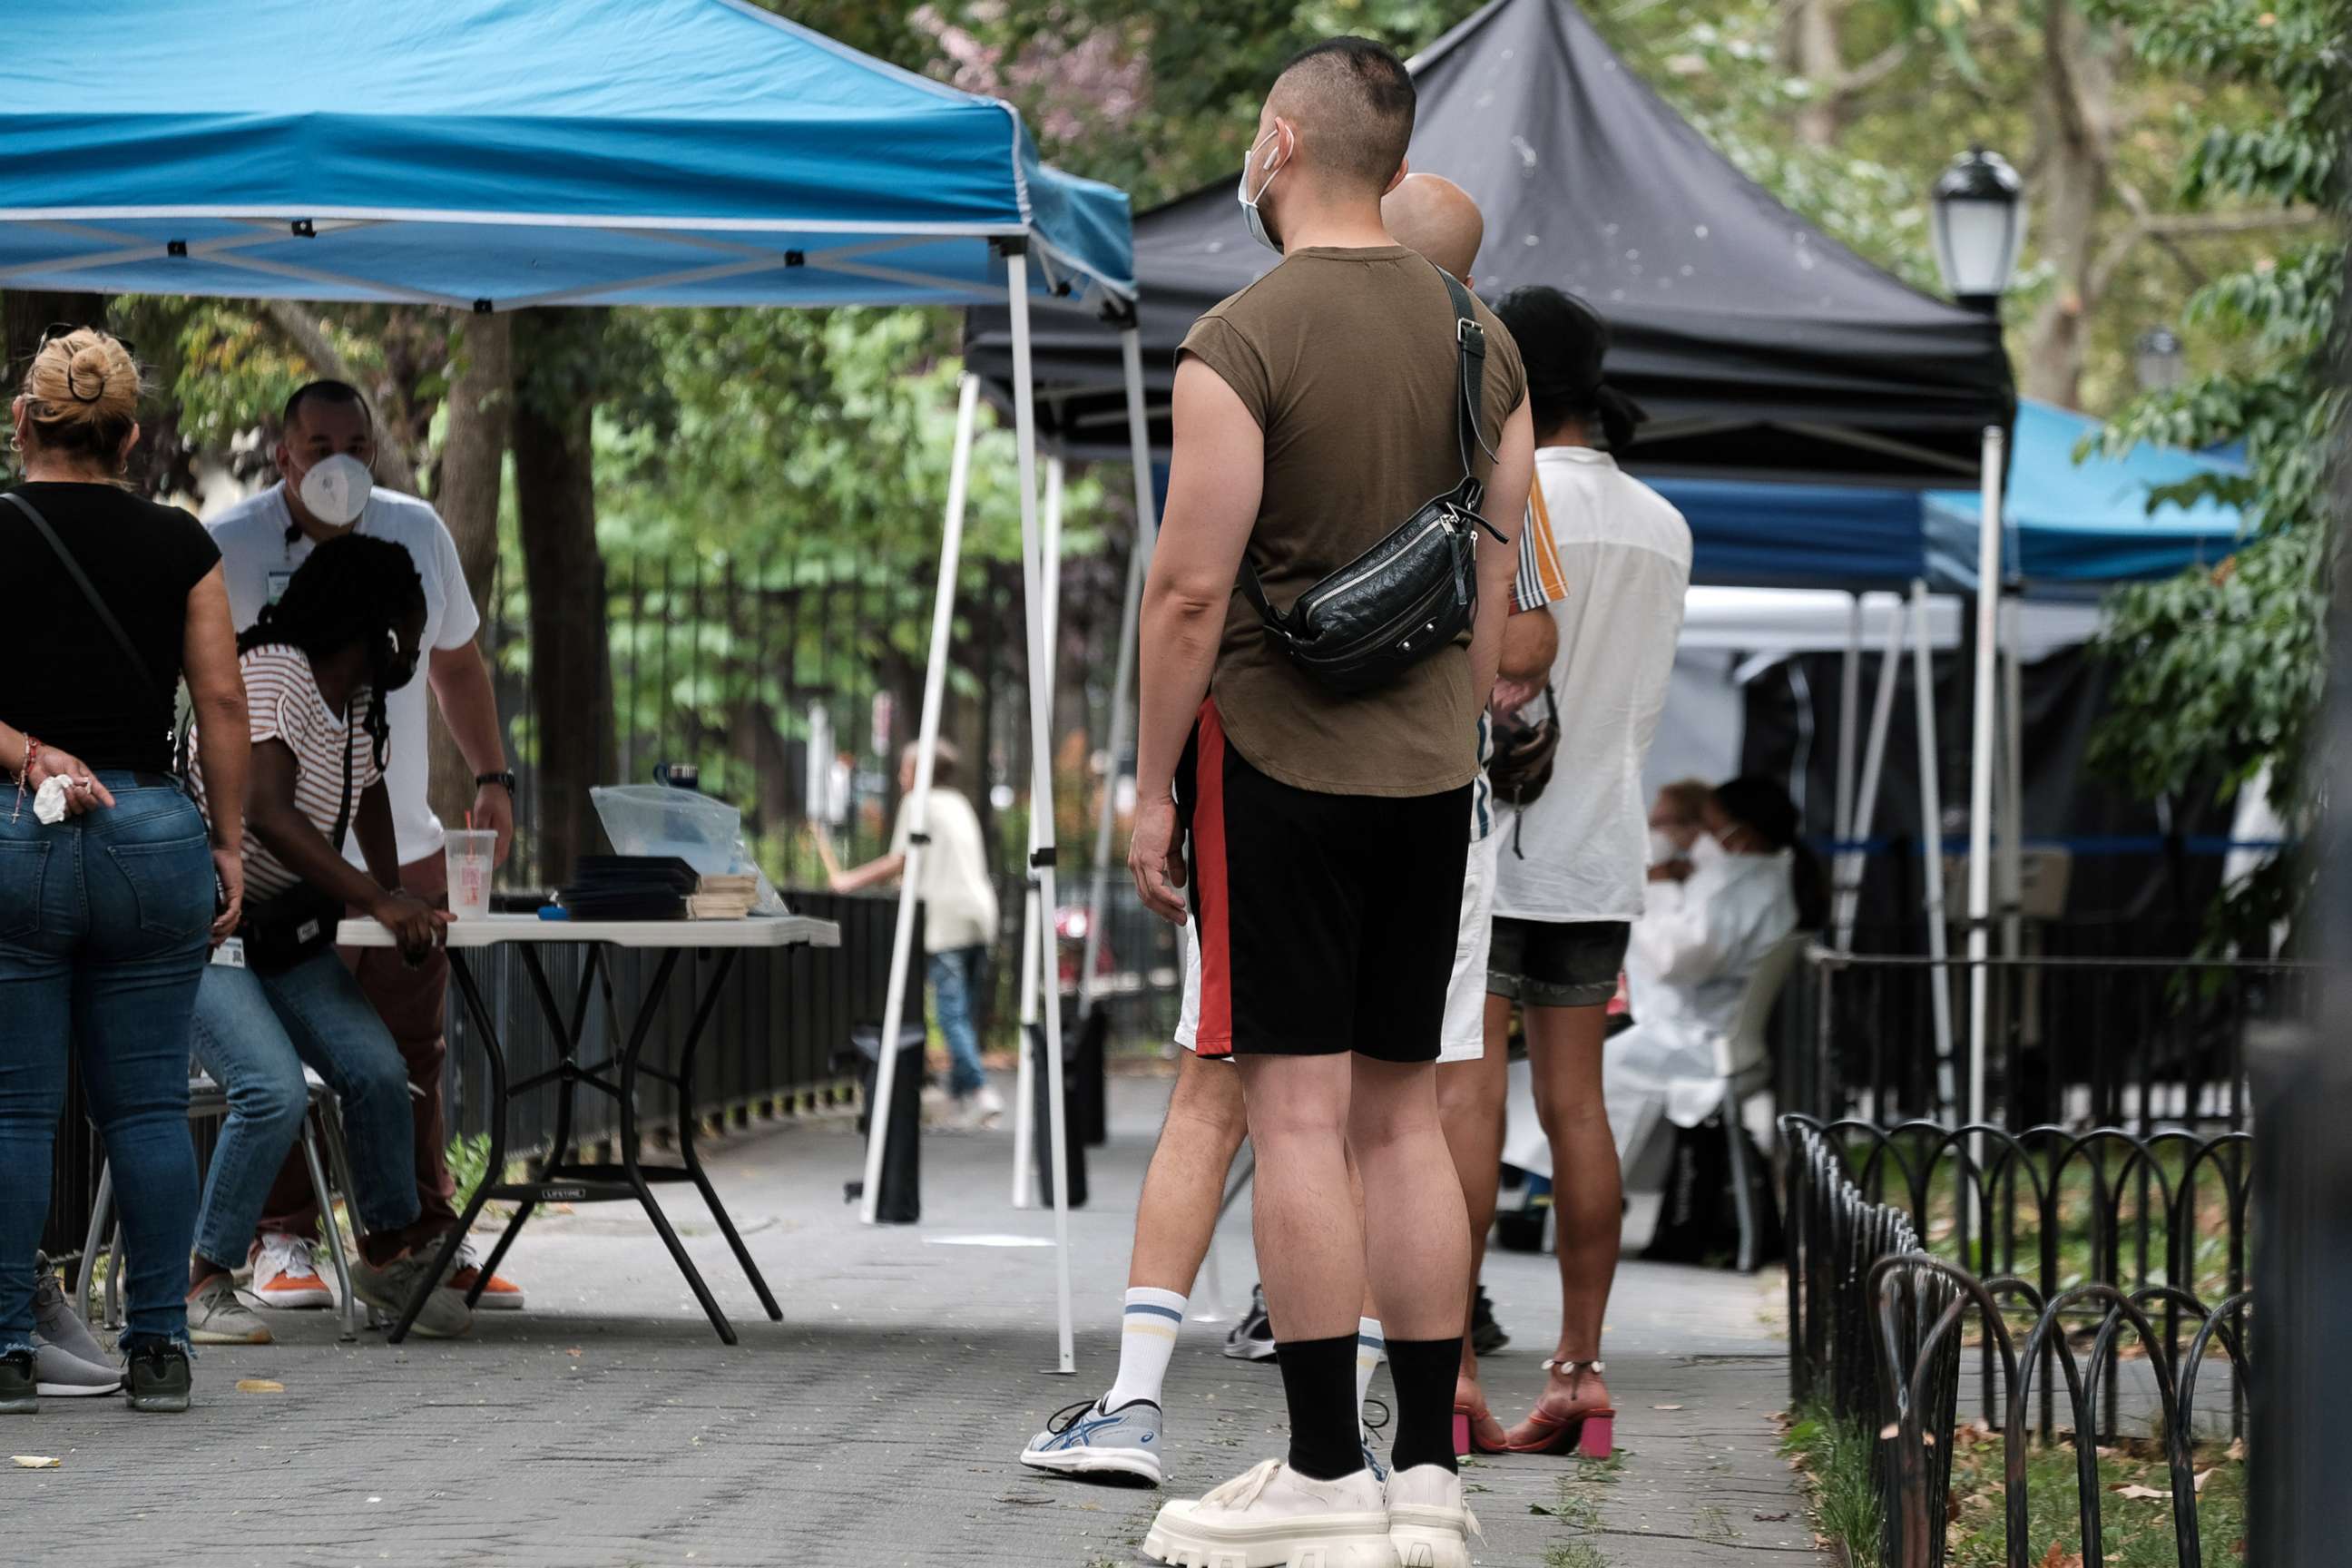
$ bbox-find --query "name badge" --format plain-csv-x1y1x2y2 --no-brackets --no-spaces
211,937,246,969
266,570,296,606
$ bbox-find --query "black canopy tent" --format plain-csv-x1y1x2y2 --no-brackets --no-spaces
965,0,2014,485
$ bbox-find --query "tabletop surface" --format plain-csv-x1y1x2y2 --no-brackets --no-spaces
335,913,843,950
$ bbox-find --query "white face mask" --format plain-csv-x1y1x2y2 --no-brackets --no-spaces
1649,828,1684,867
1238,127,1287,253
298,453,373,527
1687,832,1728,870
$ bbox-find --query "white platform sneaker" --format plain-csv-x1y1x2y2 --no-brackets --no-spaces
1385,1465,1481,1568
1145,1458,1399,1568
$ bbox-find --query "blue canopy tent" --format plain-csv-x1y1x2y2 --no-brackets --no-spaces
0,0,1141,1370
1922,399,2244,591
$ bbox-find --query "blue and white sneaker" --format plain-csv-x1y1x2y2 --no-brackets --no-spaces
1359,1397,1390,1484
1021,1395,1165,1485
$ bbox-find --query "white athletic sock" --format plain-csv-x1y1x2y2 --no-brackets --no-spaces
1102,1287,1188,1412
1356,1317,1386,1410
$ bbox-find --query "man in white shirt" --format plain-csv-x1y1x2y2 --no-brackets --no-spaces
208,380,524,1312
1475,287,1690,1454
818,740,1004,1127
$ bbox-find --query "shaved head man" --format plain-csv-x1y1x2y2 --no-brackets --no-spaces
1382,172,1485,286
1126,31,1537,1568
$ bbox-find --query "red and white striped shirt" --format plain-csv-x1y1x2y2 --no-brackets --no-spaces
190,645,382,901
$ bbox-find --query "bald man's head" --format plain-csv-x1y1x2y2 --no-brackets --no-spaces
1383,173,1484,283
1261,36,1416,196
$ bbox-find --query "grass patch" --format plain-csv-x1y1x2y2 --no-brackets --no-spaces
446,1132,497,1213
1544,1545,1607,1568
1780,1400,2248,1568
1943,1426,2246,1568
1781,1403,1884,1567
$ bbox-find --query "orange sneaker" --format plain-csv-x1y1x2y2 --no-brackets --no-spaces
249,1232,333,1310
448,1241,524,1310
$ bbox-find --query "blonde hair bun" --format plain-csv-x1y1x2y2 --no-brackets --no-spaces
20,328,140,455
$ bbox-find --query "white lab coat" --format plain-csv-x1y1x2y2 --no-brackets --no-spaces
1603,848,1798,1180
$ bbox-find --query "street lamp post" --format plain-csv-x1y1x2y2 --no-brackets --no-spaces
1930,146,2024,1132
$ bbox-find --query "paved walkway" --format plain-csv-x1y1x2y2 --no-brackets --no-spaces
10,1074,1824,1567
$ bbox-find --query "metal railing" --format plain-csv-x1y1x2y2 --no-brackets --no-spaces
1785,1116,2253,1568
1795,942,2315,1132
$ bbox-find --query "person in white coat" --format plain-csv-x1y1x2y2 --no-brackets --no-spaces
1606,776,1823,1183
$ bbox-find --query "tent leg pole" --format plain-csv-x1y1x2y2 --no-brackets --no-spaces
859,374,979,1223
1011,457,1066,1207
1834,592,1862,872
1080,330,1162,1023
1999,593,2024,963
1911,580,1956,1119
1966,426,2004,1149
1837,602,1906,950
1008,257,1077,1376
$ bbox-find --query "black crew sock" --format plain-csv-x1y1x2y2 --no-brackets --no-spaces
1386,1335,1465,1475
1274,1332,1367,1481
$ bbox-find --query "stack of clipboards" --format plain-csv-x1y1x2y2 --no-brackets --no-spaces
558,856,698,921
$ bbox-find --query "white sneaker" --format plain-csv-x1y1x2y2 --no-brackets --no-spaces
1145,1458,1397,1568
250,1232,334,1310
958,1084,1007,1131
1386,1465,1480,1568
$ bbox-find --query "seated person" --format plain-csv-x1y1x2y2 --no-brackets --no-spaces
1605,775,1823,1176
1644,777,1712,882
181,535,470,1343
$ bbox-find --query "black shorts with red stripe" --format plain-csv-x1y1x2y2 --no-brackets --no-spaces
1176,698,1472,1063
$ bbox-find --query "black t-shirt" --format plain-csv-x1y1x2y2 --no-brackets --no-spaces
1,481,220,774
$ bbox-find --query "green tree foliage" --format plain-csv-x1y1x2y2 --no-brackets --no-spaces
2081,0,2343,948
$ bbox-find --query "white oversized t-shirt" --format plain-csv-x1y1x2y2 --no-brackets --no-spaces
887,787,1001,954
1492,446,1691,925
208,484,482,869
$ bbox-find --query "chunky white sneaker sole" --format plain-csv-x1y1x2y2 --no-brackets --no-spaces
1144,1503,1399,1568
1387,1505,1472,1568
1020,1442,1163,1485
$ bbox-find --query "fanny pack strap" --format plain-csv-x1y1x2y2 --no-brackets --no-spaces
1239,265,1494,633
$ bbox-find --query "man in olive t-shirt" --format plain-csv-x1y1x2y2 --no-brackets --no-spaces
1125,35,1536,1568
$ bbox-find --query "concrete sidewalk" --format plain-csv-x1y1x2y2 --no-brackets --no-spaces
8,1073,1824,1567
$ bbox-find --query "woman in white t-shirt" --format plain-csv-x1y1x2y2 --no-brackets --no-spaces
1467,287,1690,1461
182,536,474,1346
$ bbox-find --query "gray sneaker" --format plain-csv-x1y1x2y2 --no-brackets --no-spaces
34,1343,122,1397
350,1251,474,1339
187,1275,273,1346
1021,1395,1164,1485
32,1255,110,1366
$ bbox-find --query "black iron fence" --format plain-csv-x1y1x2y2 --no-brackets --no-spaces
485,545,1182,1054
1785,1116,2253,1568
1794,942,2315,1132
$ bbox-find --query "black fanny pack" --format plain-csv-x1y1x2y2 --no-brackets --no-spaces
1238,268,1506,695
239,731,356,974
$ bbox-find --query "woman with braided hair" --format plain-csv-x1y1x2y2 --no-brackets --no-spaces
182,534,476,1349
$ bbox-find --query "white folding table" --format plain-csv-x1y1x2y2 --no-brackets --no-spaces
338,913,841,1344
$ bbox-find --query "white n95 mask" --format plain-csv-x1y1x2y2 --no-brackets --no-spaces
299,453,374,526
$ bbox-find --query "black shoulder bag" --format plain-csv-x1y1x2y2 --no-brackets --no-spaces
237,731,356,974
1237,268,1507,694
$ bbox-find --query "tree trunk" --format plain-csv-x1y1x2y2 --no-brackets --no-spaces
511,309,615,887
1783,0,1848,148
2022,0,2116,408
425,311,514,847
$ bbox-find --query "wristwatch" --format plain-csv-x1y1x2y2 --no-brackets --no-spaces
475,770,517,795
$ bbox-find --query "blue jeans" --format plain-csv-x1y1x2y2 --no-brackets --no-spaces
0,776,212,1354
190,949,419,1270
928,946,988,1098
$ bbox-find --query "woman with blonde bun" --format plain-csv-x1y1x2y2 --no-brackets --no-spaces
0,327,251,1414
